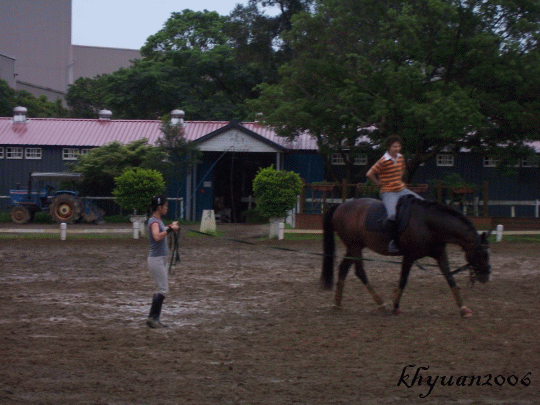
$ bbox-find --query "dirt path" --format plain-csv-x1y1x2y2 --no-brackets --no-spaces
0,224,538,404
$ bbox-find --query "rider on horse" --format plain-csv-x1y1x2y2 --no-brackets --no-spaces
366,135,423,253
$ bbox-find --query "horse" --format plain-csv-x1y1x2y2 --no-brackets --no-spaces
321,196,491,317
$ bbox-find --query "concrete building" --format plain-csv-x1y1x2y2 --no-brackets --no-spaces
0,0,140,103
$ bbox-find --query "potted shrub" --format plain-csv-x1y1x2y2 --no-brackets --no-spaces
113,168,166,231
253,166,303,238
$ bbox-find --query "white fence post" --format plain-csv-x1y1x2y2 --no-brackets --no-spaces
133,222,139,239
60,223,67,240
496,224,504,242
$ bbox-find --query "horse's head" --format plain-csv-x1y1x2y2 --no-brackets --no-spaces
466,231,491,284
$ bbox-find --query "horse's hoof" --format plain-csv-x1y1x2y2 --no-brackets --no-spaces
460,306,473,317
332,303,343,310
377,304,388,314
393,308,403,316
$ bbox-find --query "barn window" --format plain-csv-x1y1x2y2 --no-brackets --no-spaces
436,154,454,167
62,148,80,160
354,154,368,166
521,156,539,167
80,148,91,155
331,153,345,165
25,148,42,159
0,147,3,159
332,153,368,165
6,147,23,159
483,157,499,167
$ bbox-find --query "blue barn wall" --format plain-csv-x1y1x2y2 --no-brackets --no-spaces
409,153,540,217
1,147,72,196
3,141,539,219
283,153,326,183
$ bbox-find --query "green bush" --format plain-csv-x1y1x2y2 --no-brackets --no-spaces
113,168,165,214
252,166,303,219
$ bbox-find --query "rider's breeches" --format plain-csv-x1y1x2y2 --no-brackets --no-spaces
147,256,169,296
381,189,423,220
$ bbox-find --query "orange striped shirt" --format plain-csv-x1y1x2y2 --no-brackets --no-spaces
370,153,406,192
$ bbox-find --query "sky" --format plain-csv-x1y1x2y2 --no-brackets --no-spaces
72,0,250,50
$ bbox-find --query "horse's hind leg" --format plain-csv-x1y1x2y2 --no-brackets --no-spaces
354,258,385,309
334,256,353,307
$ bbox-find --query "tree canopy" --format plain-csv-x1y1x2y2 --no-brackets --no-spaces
65,3,312,121
250,0,540,182
0,79,68,118
68,139,169,196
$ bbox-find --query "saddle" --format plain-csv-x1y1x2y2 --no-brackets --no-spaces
364,194,418,234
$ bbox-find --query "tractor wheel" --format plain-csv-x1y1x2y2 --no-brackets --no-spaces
49,194,83,224
10,205,32,224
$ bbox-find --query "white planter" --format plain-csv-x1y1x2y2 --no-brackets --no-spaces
130,215,148,236
269,217,285,239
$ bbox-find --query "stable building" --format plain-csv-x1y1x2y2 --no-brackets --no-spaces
0,108,323,221
2,107,540,222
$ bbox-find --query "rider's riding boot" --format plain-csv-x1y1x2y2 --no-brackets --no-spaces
146,293,169,328
385,218,400,253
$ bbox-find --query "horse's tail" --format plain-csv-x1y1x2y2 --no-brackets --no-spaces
321,204,340,290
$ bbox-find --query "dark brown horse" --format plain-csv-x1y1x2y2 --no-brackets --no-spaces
321,196,491,317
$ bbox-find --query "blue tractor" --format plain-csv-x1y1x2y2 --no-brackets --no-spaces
9,172,104,224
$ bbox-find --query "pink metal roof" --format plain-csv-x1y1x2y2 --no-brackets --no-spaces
0,117,318,150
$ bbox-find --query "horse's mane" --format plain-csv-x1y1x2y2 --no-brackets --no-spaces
405,197,478,234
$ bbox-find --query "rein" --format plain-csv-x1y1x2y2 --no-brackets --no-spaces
168,230,181,273
182,227,472,279
414,261,470,276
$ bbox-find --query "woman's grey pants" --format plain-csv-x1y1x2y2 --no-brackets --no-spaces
381,188,423,220
147,256,169,296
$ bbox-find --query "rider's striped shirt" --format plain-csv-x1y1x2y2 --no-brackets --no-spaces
370,152,406,193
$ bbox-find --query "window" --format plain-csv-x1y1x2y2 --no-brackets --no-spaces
521,156,539,168
0,147,3,159
25,148,42,159
62,148,80,160
331,153,368,166
80,148,91,156
6,147,23,159
354,154,368,166
331,153,345,165
436,154,454,167
483,157,499,167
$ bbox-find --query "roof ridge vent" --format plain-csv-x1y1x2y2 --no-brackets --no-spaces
171,109,185,126
98,109,112,120
12,106,28,123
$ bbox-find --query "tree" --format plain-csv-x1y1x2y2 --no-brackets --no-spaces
156,118,202,182
250,0,540,183
65,76,107,118
65,5,313,121
1,79,68,118
113,168,165,214
0,80,16,116
68,139,169,196
253,165,303,219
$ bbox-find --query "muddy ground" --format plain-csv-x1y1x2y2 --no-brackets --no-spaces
0,223,538,404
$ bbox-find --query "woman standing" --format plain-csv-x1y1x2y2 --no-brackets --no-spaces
366,135,422,253
146,195,179,328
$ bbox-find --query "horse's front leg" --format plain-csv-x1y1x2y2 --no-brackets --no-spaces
392,257,414,315
354,259,385,310
436,249,472,318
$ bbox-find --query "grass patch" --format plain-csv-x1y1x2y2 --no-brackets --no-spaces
283,232,322,241
0,233,134,241
492,234,540,243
